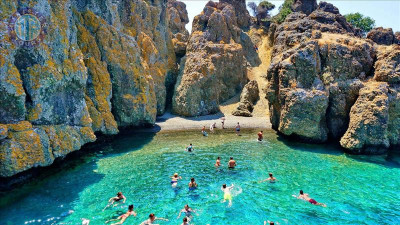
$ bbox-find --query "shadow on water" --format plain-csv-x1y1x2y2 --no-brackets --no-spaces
276,132,400,169
0,127,157,223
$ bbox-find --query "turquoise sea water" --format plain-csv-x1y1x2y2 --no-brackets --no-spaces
1,129,400,225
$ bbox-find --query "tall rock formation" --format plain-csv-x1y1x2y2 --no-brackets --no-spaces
265,1,400,154
172,0,258,116
0,0,181,177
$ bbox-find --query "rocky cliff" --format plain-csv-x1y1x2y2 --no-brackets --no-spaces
265,1,400,154
0,0,180,178
171,0,260,116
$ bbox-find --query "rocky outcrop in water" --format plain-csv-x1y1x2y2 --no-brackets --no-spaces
232,80,259,117
172,0,256,116
0,0,180,177
265,0,400,154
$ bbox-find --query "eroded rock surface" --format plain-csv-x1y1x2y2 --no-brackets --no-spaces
172,0,253,116
0,0,181,177
367,27,395,45
232,80,259,117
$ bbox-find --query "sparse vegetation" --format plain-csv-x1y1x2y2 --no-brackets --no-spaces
272,0,294,24
344,13,375,35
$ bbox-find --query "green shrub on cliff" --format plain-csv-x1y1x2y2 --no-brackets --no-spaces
344,13,375,35
272,0,294,24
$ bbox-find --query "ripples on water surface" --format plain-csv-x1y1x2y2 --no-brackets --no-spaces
0,129,400,225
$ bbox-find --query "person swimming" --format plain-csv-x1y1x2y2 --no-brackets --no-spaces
177,204,197,220
260,173,277,183
170,173,182,187
186,144,194,152
181,217,190,225
104,192,126,210
258,131,263,141
215,157,221,167
235,122,240,135
228,157,236,169
139,213,168,225
221,184,234,207
106,205,136,225
292,190,326,207
188,178,198,189
264,220,279,225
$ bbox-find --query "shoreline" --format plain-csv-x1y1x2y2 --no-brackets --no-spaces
140,112,272,132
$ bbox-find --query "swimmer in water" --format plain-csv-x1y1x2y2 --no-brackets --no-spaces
258,131,263,141
181,217,190,225
106,205,136,225
215,157,221,167
221,184,234,207
139,213,168,225
170,173,182,187
103,192,126,210
264,220,279,225
228,157,236,169
188,178,198,189
260,173,277,183
177,204,198,220
292,190,326,207
186,144,194,152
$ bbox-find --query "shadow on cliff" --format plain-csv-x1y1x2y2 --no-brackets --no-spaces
0,128,156,211
277,134,400,169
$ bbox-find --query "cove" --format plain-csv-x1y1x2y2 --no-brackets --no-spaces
0,129,399,225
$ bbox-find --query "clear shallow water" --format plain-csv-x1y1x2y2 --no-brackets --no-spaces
1,129,400,225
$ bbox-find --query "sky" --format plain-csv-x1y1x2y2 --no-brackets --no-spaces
181,0,400,33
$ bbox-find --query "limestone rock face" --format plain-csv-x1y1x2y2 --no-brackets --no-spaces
292,0,318,15
172,1,251,116
279,89,328,142
0,0,181,177
374,45,400,84
168,0,190,57
232,80,259,117
367,27,395,45
340,82,390,154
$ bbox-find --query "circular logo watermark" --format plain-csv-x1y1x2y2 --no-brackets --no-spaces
7,8,47,48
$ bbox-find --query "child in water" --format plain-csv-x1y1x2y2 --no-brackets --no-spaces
221,184,234,207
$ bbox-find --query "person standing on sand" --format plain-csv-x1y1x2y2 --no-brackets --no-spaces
292,190,326,207
235,122,240,135
201,126,207,136
139,213,168,225
209,123,214,133
228,157,236,169
215,157,221,167
188,178,198,189
258,131,263,141
221,117,225,129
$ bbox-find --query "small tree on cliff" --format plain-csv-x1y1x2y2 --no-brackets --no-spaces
345,13,375,35
256,1,275,24
272,0,294,24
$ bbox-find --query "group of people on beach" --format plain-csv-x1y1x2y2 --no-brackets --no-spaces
99,118,326,225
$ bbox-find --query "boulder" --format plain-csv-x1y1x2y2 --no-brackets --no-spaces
292,0,318,15
232,80,259,116
168,0,190,56
367,27,395,45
